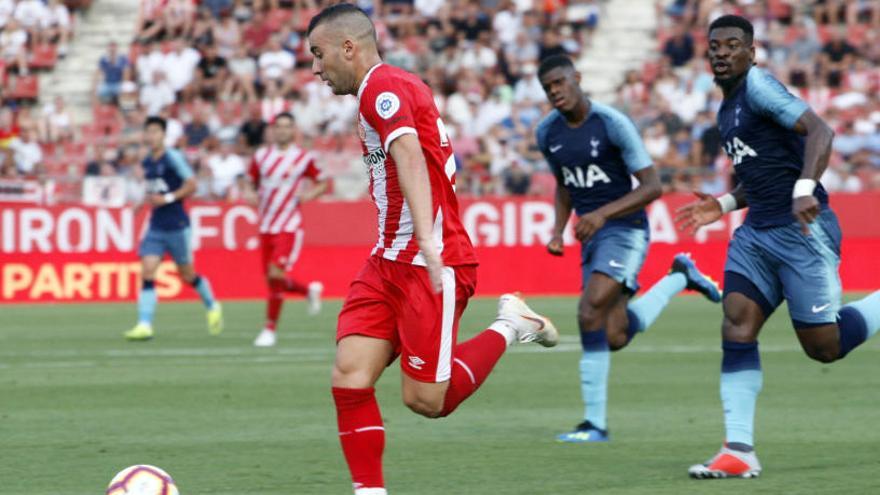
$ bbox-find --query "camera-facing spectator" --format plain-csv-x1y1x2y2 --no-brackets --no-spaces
96,42,130,103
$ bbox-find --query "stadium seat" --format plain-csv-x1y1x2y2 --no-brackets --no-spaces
29,44,58,70
266,9,293,31
8,75,39,101
93,104,120,128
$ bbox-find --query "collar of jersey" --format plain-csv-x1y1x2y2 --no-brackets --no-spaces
357,63,384,101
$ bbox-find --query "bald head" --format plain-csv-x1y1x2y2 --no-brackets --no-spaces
307,3,382,96
307,3,377,47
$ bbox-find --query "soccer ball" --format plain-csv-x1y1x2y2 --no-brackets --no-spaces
106,465,179,495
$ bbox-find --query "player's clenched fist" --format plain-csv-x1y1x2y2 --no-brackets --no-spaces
792,195,819,235
574,212,606,242
546,234,564,256
675,191,723,234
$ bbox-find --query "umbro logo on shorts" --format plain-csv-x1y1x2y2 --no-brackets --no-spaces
408,356,426,370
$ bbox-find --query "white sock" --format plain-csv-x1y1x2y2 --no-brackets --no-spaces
488,320,517,346
355,488,387,495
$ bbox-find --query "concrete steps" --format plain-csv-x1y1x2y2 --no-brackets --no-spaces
38,0,139,123
576,0,658,102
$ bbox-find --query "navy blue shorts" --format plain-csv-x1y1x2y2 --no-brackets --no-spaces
138,227,193,265
580,225,649,293
724,208,842,325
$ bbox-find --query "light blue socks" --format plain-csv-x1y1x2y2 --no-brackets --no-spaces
138,280,157,325
192,275,217,310
626,272,687,333
579,328,610,430
720,341,763,447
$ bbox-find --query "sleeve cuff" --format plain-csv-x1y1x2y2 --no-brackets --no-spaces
383,126,418,153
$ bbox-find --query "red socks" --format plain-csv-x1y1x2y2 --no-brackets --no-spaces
264,278,309,330
440,329,507,416
330,331,506,491
332,387,385,491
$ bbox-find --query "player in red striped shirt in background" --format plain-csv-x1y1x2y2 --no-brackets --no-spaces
248,112,329,347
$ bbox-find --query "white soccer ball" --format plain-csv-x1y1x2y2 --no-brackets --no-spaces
106,465,179,495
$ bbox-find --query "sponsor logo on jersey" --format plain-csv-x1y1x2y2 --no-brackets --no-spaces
147,178,170,194
561,164,611,188
589,137,600,158
375,91,401,119
724,136,758,166
363,148,387,180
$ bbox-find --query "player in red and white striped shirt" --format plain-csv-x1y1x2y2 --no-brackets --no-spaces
248,112,329,347
308,6,559,495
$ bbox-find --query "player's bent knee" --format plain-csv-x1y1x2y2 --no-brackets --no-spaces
803,345,839,364
578,308,605,331
606,329,629,351
402,394,444,418
331,362,376,389
721,316,758,343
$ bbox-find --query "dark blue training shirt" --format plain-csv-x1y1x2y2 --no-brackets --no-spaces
143,148,194,231
718,67,828,228
536,101,653,229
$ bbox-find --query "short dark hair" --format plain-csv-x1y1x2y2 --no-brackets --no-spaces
709,15,754,44
273,112,294,124
144,116,166,132
538,55,575,79
307,3,370,36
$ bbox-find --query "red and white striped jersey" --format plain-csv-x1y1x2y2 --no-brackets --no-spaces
357,63,477,267
248,144,321,234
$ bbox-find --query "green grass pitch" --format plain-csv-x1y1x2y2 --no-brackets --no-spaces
1,296,878,494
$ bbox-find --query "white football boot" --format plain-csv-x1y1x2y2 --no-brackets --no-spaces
253,328,277,347
494,293,559,347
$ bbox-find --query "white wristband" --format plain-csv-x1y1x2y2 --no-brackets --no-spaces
163,192,175,204
792,179,817,198
716,193,738,214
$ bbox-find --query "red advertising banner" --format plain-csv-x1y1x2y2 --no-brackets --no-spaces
1,193,878,303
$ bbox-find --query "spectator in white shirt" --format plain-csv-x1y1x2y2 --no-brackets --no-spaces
159,108,185,149
140,71,176,116
258,36,295,88
207,139,245,198
512,63,545,104
492,0,522,47
164,39,201,95
13,0,49,33
223,44,257,102
41,0,71,53
11,128,42,176
0,0,13,29
260,79,290,122
39,96,74,143
0,19,28,74
136,41,166,85
458,32,498,73
414,0,445,19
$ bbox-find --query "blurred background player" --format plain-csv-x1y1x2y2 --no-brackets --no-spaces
537,55,722,443
126,116,222,341
676,15,880,479
308,5,559,495
249,111,328,348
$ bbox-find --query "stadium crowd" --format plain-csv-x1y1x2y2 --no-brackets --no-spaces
2,0,879,203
